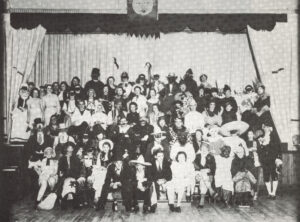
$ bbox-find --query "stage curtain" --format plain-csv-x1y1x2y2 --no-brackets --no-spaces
5,25,46,139
31,32,256,91
247,14,299,148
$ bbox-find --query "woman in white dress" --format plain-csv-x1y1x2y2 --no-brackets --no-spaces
10,85,31,142
85,88,99,115
27,88,44,128
42,84,61,126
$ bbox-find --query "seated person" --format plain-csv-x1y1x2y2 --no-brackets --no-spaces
53,123,75,159
96,153,135,212
91,102,109,130
168,151,195,212
194,143,216,208
126,102,140,126
221,101,237,125
130,155,153,213
35,147,58,208
150,149,172,212
58,142,82,209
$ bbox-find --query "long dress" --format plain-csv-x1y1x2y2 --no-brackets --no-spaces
214,155,234,192
11,97,30,142
27,98,43,127
42,94,60,126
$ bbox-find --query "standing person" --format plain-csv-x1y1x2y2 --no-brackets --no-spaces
70,76,83,92
199,74,212,89
27,88,44,129
107,100,127,126
44,114,60,143
147,89,160,115
160,73,180,115
221,85,238,113
136,74,149,96
245,129,262,200
42,84,61,126
126,102,140,126
10,85,31,142
183,68,198,98
53,123,75,159
130,85,148,116
119,72,133,102
202,99,223,128
221,101,237,125
148,104,164,128
149,74,165,98
100,85,111,113
52,82,60,96
184,99,205,134
71,100,92,127
58,81,69,108
257,124,282,199
195,86,208,113
84,68,104,99
106,76,117,101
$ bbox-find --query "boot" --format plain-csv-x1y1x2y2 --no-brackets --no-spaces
112,201,118,212
169,204,175,212
198,194,205,208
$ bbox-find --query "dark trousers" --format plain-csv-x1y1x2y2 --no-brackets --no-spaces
132,186,151,207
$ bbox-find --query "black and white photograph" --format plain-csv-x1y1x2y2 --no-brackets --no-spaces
0,0,299,221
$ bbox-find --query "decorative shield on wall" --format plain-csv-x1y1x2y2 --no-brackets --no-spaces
128,0,158,22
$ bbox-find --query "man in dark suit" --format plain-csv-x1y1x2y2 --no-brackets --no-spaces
150,149,173,212
96,154,136,212
84,68,104,99
183,68,198,98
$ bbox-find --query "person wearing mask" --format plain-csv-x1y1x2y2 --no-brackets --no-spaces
84,68,104,99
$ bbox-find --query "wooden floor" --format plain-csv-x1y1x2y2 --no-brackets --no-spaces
8,192,300,222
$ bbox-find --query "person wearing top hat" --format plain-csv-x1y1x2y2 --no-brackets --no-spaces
53,123,75,159
221,84,238,113
160,73,180,114
128,116,154,158
199,74,212,89
149,149,172,212
96,152,135,212
183,68,198,98
130,155,153,213
84,68,104,99
130,84,148,116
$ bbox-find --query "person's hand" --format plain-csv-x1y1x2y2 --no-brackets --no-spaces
142,135,149,141
77,177,85,185
87,176,94,184
112,182,119,189
157,179,166,185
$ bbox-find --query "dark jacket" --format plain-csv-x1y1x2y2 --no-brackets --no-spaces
150,158,172,182
24,134,52,161
84,80,105,99
58,155,82,179
194,153,216,175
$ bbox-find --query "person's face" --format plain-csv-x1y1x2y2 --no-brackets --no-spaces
225,104,232,112
32,90,39,98
174,119,183,129
153,105,159,113
103,144,110,153
199,88,204,97
134,87,141,96
44,150,53,159
236,148,244,159
40,90,46,97
155,152,164,162
97,133,104,141
28,84,34,92
158,119,166,127
108,78,114,85
225,90,231,97
46,86,52,94
53,83,59,91
88,90,95,98
78,102,85,111
211,92,217,97
222,149,230,158
209,102,215,111
103,87,109,95
177,153,186,163
140,79,145,85
195,131,203,141
119,118,127,126
140,120,146,126
190,104,197,111
72,78,79,86
200,76,207,82
51,117,57,125
136,164,145,172
150,90,156,98
130,104,137,112
258,86,264,95
70,94,75,100
61,84,67,91
121,77,128,83
59,130,67,137
180,84,187,92
247,131,254,141
66,146,74,156
116,88,123,96
92,73,99,80
115,160,123,168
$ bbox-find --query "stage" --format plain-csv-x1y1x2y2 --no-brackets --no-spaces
9,192,299,222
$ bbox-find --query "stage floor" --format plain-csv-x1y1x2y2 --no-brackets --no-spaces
9,193,299,222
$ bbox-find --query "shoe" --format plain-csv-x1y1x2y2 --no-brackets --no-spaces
150,204,157,213
95,203,105,211
174,206,181,213
112,201,118,212
197,204,204,208
270,195,276,200
143,205,149,214
169,204,175,212
131,205,139,213
34,200,41,210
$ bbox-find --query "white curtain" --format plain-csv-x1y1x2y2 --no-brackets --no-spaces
31,32,256,91
5,25,46,139
247,14,299,148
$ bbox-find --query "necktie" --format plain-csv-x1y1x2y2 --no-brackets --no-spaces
46,158,50,166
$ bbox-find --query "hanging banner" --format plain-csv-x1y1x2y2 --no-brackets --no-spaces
128,0,158,22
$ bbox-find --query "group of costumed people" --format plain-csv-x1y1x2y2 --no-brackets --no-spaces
12,67,283,213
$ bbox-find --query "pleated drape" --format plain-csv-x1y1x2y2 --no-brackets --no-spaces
31,32,256,90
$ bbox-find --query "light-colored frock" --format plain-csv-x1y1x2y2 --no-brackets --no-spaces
27,98,43,127
42,94,60,126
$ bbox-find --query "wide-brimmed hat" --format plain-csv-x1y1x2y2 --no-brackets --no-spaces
129,155,152,166
220,121,249,137
132,84,144,93
58,123,68,131
44,147,56,158
99,139,114,151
